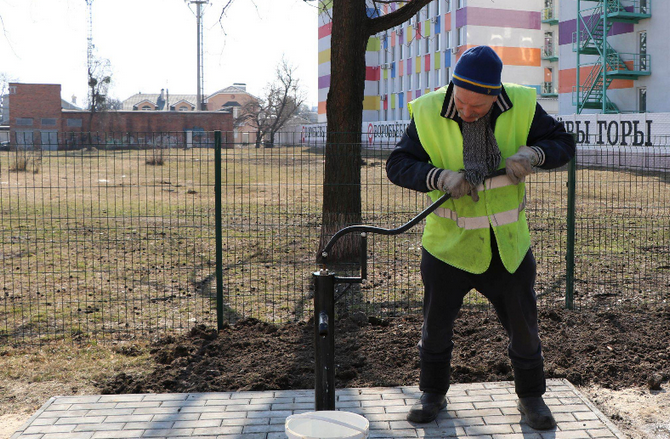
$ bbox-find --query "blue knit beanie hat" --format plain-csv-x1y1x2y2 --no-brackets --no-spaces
452,46,503,96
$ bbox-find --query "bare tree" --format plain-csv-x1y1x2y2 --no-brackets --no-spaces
236,58,305,148
319,0,433,261
0,72,11,124
237,97,270,148
265,58,305,147
85,56,119,150
87,56,113,112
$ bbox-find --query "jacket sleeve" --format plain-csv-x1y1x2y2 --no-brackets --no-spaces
385,119,444,193
527,103,576,169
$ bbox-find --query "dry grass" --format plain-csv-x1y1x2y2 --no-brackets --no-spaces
0,340,152,417
7,150,42,174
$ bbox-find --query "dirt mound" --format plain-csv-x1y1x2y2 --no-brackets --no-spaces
98,306,670,394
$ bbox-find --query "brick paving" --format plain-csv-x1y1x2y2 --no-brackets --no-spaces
10,379,625,439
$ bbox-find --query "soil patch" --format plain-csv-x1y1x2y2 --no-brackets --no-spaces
99,305,670,394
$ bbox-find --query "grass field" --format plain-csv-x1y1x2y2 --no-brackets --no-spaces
1,145,668,344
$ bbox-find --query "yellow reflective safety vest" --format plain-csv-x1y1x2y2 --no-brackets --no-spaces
408,83,536,274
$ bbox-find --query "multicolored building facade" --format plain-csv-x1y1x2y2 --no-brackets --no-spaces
317,0,558,124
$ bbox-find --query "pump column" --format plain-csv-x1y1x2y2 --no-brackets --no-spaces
313,269,336,410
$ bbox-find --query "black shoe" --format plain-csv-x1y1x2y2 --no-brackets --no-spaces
517,396,557,430
407,392,447,423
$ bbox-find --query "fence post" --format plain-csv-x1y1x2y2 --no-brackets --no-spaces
565,156,576,310
214,131,224,330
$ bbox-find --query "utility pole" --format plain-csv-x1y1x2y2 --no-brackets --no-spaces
86,0,94,109
185,0,209,111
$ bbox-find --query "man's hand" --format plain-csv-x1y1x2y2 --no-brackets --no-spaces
436,169,478,201
505,146,540,184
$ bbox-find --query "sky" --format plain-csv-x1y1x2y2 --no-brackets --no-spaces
0,0,319,108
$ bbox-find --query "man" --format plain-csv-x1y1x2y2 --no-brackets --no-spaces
386,46,575,429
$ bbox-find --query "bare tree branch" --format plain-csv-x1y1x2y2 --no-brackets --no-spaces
367,0,433,36
217,0,240,25
236,57,305,148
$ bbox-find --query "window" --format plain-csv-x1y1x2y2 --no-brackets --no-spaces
41,118,57,126
415,72,421,89
640,0,648,13
445,0,451,12
435,35,441,51
457,0,464,9
457,27,465,46
436,0,440,15
408,43,412,58
16,117,33,126
445,31,451,50
444,67,451,84
8,86,17,94
638,87,647,112
141,105,152,111
544,32,554,57
67,118,82,128
639,31,647,71
425,35,430,53
425,71,430,89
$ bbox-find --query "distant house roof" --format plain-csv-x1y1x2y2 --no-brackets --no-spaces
61,99,82,110
133,99,157,110
121,85,258,111
170,99,195,109
123,93,199,111
206,85,249,98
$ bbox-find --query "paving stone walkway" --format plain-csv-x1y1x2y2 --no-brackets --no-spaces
10,379,625,439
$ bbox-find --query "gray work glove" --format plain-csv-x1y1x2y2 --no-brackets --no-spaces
505,146,540,185
436,169,479,201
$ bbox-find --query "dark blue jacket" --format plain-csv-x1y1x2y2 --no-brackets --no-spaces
386,83,576,193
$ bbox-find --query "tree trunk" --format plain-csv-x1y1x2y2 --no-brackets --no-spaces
319,0,369,263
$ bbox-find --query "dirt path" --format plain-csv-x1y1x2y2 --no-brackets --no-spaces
582,385,670,439
0,414,29,439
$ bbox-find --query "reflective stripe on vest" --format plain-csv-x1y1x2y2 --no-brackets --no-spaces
473,174,520,192
431,196,526,230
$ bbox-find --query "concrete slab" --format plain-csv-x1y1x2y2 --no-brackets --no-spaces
10,379,625,439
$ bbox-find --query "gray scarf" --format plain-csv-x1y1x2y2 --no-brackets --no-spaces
461,108,501,187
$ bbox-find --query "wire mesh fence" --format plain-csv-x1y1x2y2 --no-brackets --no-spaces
0,131,668,344
1,132,221,344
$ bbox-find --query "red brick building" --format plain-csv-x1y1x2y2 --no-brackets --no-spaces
6,83,234,150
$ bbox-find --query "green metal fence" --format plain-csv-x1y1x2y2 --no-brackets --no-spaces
0,132,668,344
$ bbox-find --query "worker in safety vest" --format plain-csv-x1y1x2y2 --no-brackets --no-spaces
386,46,575,429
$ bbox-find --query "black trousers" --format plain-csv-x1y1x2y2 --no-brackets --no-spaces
418,236,545,397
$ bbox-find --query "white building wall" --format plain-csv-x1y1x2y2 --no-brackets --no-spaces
558,0,667,115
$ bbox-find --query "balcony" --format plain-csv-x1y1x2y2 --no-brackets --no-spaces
606,0,652,23
605,52,652,80
541,82,558,97
541,6,558,25
542,45,558,62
